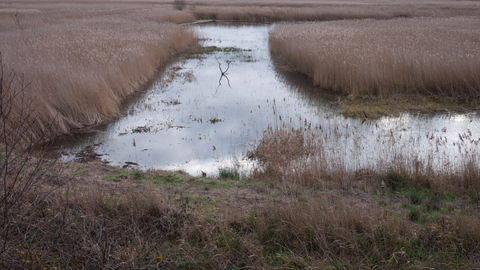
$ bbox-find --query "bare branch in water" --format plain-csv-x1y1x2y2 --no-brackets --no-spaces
215,56,232,93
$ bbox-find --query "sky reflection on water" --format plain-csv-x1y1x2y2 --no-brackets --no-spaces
57,23,480,177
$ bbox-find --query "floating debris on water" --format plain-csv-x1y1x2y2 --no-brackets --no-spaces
132,126,150,133
75,144,103,163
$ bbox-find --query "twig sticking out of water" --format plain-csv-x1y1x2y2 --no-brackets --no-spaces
133,138,137,163
215,56,231,93
216,56,231,76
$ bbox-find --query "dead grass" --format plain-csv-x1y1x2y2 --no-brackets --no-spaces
2,159,478,268
257,194,480,268
0,3,196,141
270,17,480,98
252,125,480,194
190,0,480,22
2,0,480,268
2,0,480,139
192,5,407,22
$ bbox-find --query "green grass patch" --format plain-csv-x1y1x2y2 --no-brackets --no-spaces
104,171,130,182
131,169,144,181
156,173,184,184
396,186,454,221
218,167,240,181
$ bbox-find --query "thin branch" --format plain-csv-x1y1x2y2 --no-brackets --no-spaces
214,57,232,93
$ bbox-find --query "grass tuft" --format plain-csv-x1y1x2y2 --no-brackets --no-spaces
218,167,240,180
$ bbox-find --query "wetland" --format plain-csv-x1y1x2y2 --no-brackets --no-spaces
52,23,480,178
3,1,480,267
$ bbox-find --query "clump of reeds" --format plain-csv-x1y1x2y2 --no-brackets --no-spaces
193,6,410,22
252,123,480,194
190,0,480,22
247,123,480,267
269,17,480,98
0,7,195,141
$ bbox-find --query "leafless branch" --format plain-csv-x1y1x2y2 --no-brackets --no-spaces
0,53,69,265
215,56,232,93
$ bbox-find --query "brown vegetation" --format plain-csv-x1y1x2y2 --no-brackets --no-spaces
2,0,480,139
270,17,480,98
252,126,480,193
1,70,479,268
189,0,480,22
2,146,479,268
247,125,480,267
0,2,196,141
192,5,408,22
1,0,480,268
5,71,476,267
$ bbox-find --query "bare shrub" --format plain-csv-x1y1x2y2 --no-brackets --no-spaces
0,55,69,268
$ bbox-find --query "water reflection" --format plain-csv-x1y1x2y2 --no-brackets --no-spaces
55,23,480,177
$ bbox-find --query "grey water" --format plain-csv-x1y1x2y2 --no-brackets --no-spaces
57,23,480,176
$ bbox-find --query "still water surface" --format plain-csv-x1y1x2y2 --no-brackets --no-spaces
58,24,480,176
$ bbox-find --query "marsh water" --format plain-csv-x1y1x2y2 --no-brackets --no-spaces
56,23,480,176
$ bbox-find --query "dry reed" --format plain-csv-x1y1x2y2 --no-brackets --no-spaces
0,5,195,140
190,0,480,21
252,124,480,194
269,17,480,98
254,192,480,268
247,124,480,267
192,5,409,22
2,0,480,268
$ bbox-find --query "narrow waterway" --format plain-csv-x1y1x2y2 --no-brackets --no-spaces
56,23,480,177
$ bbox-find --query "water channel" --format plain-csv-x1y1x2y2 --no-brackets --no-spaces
56,23,480,177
